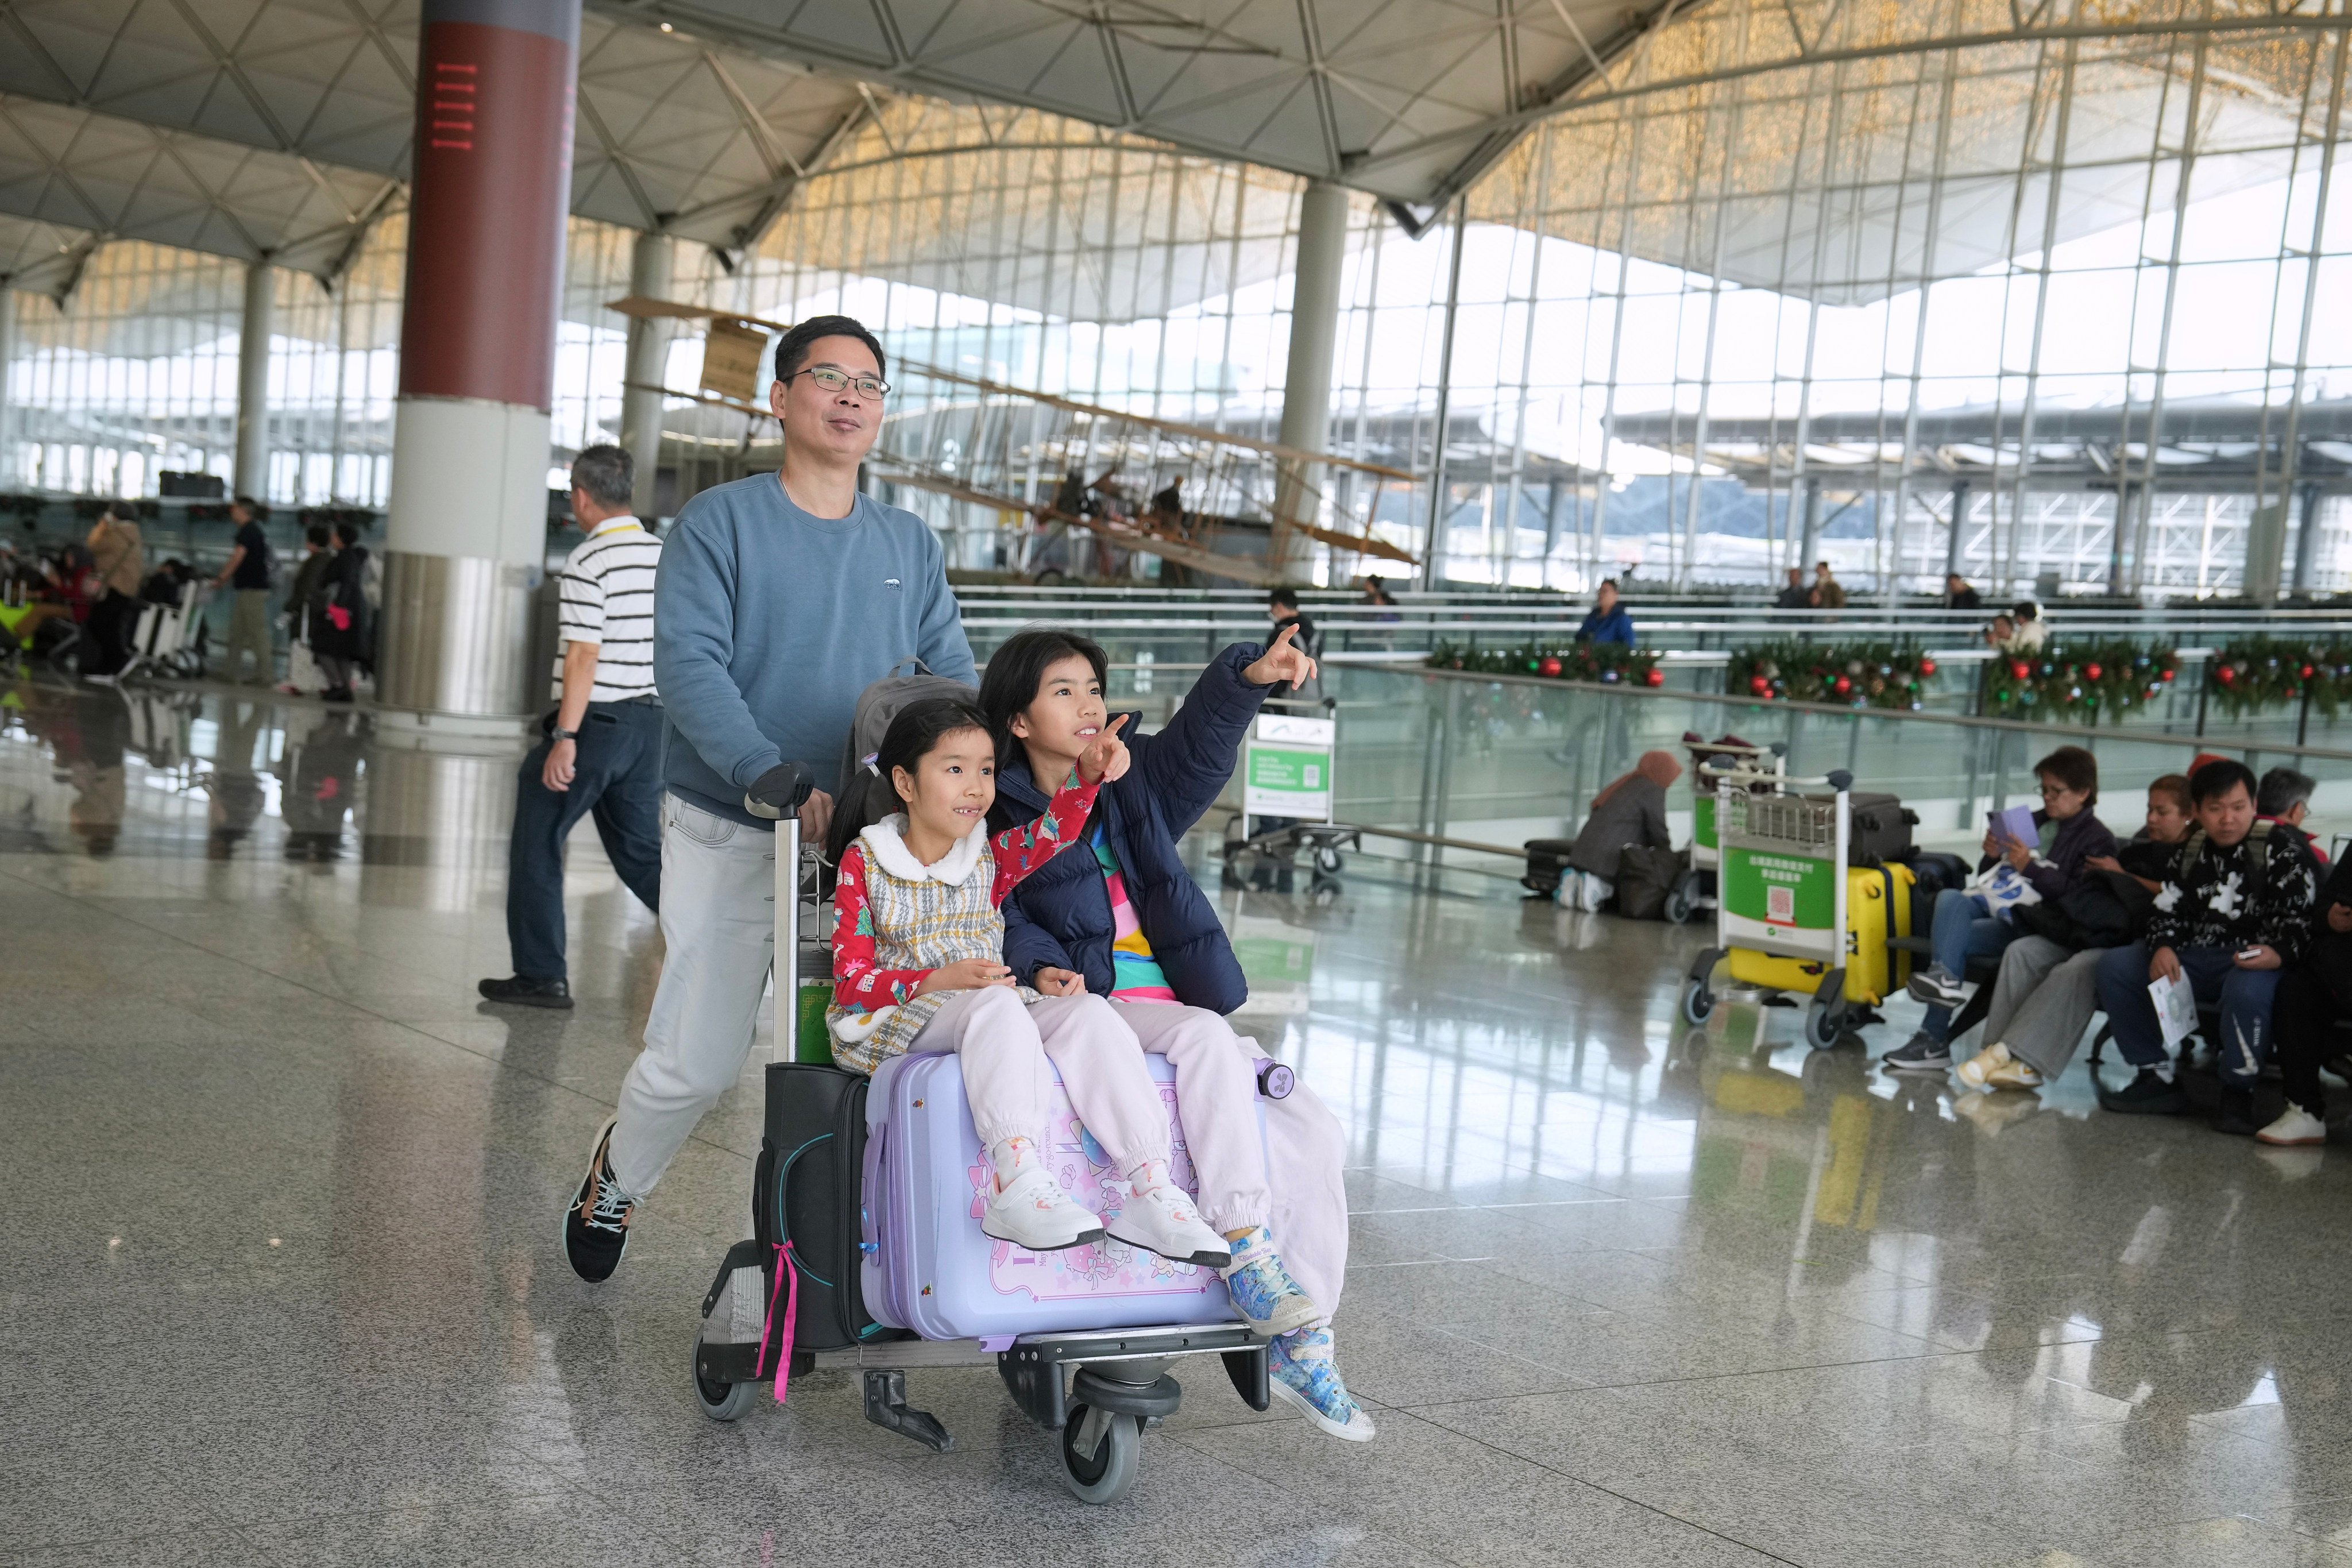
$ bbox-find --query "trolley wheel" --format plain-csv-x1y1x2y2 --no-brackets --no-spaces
1313,845,1344,875
1679,975,1715,1026
1059,1404,1142,1504
691,1341,759,1423
1804,999,1847,1051
1310,877,1341,907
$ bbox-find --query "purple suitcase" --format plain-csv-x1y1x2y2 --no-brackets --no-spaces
860,1051,1247,1342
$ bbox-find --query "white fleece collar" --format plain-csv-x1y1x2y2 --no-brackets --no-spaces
858,814,988,885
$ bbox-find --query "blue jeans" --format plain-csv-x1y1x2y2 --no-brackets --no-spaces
506,700,664,981
2094,942,2283,1087
1922,887,2016,1041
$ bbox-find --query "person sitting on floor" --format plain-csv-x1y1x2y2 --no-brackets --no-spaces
1885,745,2116,1073
1956,774,2193,1092
1560,751,1679,912
2259,853,2352,1146
2093,759,2320,1131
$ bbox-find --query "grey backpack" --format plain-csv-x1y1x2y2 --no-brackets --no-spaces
828,656,978,858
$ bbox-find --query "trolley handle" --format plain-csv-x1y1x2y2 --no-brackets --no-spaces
1712,767,1851,793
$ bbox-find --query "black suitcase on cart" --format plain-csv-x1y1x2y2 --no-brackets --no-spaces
1828,792,1918,866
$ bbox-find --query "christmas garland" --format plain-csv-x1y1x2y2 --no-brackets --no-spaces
1426,640,1665,688
1981,640,2181,724
2206,637,2352,720
1724,640,1938,710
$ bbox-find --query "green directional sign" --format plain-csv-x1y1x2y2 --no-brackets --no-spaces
1721,846,1835,930
1243,743,1331,816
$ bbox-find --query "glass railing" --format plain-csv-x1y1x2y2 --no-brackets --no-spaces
1137,662,2352,872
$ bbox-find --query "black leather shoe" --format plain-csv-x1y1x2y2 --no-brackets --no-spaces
479,975,574,1009
2211,1088,2260,1137
2099,1068,2185,1116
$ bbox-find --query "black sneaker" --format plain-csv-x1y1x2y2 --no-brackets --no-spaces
1882,1031,1952,1072
2100,1068,2186,1116
2211,1089,2260,1137
563,1119,635,1283
480,975,574,1010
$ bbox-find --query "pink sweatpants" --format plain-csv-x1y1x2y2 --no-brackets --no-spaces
906,987,1350,1323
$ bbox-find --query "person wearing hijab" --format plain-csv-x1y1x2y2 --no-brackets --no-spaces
1562,750,1681,912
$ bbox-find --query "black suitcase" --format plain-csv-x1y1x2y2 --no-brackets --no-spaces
1844,792,1918,866
1522,837,1577,897
1906,850,1973,934
754,1060,880,1357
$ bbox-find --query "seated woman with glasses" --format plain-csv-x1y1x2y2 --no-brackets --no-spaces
1882,746,2118,1073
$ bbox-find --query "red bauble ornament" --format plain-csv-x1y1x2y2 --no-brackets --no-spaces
2301,664,2316,679
1644,668,1664,687
1918,658,1937,676
2084,662,2102,681
2160,667,2175,682
1539,656,1562,677
1751,675,1771,696
2217,667,2235,685
1833,675,1852,696
2011,662,2030,680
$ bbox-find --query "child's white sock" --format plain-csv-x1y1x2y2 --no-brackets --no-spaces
1124,1156,1173,1194
990,1134,1039,1192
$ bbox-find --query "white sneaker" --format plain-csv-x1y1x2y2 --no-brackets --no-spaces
1955,1042,2013,1091
1106,1181,1229,1268
980,1164,1105,1252
2256,1106,2328,1147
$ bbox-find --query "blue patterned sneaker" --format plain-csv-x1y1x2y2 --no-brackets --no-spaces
1267,1327,1376,1442
1220,1226,1320,1339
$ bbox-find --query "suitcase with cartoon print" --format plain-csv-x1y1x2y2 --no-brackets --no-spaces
861,1050,1253,1341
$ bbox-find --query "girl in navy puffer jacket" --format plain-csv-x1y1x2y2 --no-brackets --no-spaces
982,627,1373,1443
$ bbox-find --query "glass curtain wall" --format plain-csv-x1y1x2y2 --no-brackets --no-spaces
9,4,2352,600
3,213,639,511
1462,0,2352,598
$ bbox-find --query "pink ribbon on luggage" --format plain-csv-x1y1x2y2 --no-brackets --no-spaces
754,1241,801,1404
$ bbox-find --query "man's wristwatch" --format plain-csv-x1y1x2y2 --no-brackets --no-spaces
551,726,580,742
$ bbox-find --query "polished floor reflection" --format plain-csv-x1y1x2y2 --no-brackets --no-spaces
6,676,2351,1567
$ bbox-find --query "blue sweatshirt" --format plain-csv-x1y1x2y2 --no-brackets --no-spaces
653,476,975,828
1577,603,1636,646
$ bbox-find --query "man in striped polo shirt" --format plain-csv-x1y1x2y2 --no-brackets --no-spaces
479,445,664,1010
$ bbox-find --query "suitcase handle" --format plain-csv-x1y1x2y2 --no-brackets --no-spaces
771,1133,837,1290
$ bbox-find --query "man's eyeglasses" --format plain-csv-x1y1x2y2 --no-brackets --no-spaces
786,366,890,399
2037,783,2076,798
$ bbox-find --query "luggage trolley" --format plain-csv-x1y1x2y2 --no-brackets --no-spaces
1221,697,1361,904
1664,737,1786,926
1677,767,1915,1051
690,801,1278,1505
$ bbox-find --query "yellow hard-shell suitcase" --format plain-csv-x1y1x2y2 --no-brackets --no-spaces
1724,862,1915,1007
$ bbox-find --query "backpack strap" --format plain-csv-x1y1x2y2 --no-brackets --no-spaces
2175,828,2206,882
2245,819,2271,902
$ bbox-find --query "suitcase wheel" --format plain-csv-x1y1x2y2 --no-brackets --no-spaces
1060,1404,1142,1505
692,1337,759,1423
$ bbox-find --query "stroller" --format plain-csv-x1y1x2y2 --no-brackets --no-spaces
689,785,1282,1504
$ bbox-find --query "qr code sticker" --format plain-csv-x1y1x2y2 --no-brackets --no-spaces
1766,885,1795,924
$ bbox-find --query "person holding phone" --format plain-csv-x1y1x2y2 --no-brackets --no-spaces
2093,759,2320,1130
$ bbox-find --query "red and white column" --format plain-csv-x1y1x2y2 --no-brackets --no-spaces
379,0,579,714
